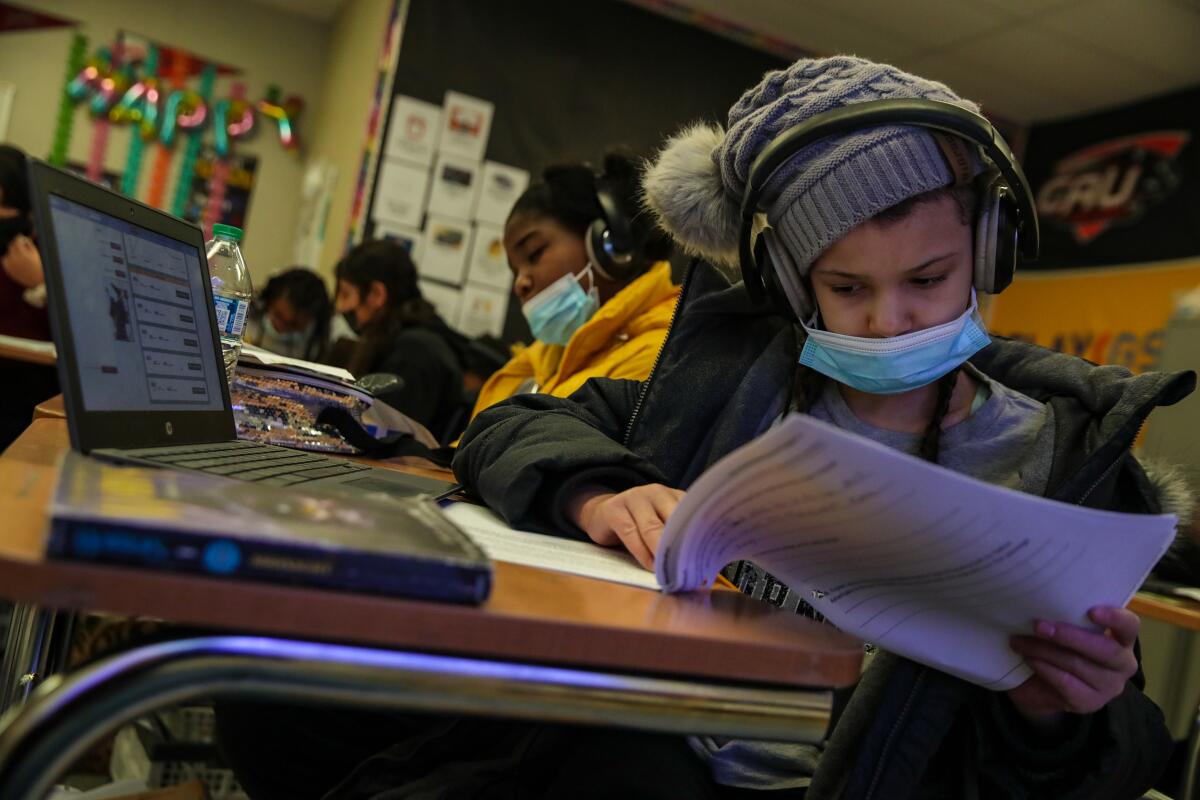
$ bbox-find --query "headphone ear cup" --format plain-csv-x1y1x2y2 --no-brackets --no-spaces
973,174,1002,295
586,217,618,280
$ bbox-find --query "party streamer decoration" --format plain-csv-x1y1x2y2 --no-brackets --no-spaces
49,33,88,167
146,49,190,208
170,63,216,218
119,44,159,196
86,40,124,183
202,82,246,235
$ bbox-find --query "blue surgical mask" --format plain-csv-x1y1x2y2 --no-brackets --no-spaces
521,264,600,346
262,315,314,355
798,291,991,395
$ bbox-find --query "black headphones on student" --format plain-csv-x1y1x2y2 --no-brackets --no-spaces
585,179,643,282
738,98,1039,321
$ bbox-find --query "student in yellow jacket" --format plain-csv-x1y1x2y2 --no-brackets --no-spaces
469,152,679,418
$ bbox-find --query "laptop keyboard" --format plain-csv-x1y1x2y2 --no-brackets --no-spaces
117,441,373,487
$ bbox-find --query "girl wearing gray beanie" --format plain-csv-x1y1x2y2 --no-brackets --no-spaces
453,55,1192,799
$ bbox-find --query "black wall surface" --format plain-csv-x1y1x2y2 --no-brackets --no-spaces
369,0,785,341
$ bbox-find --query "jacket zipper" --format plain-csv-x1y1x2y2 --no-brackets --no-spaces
621,262,696,447
1076,419,1145,506
864,669,927,800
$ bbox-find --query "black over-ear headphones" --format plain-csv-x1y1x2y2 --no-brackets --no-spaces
585,180,643,282
738,98,1039,321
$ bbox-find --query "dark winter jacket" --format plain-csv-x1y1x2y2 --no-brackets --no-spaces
454,260,1196,799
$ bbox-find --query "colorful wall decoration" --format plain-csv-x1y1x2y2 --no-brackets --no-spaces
53,31,305,238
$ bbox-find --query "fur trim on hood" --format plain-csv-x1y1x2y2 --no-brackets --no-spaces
1142,457,1200,585
642,122,742,269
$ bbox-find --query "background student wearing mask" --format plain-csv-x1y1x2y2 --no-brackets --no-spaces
0,144,58,449
469,151,678,418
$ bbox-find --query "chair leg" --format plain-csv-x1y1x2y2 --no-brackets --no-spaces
0,605,58,717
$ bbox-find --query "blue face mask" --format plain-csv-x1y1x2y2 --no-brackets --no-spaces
521,264,600,346
798,291,991,395
262,315,314,355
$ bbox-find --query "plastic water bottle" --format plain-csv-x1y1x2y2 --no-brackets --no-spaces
205,224,253,388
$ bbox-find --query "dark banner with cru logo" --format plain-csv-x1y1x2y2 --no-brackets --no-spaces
1022,86,1200,269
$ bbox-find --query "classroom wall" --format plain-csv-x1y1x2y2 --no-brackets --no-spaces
304,0,395,279
0,0,330,285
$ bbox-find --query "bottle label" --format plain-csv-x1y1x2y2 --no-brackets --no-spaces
213,296,249,337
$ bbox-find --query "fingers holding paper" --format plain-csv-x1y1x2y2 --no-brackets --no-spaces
1007,605,1140,720
567,483,686,571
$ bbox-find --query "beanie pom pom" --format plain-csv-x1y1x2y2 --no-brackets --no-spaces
642,123,742,268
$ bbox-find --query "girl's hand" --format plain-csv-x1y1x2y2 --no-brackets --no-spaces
566,483,685,571
1007,606,1139,726
2,235,44,289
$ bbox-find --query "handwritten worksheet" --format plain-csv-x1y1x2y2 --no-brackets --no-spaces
656,414,1177,690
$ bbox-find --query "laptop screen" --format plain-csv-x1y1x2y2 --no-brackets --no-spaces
47,194,225,413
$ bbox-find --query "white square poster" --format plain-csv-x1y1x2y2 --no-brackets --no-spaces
419,279,462,324
439,91,493,162
457,283,510,339
385,95,442,166
420,215,471,285
474,161,530,225
373,221,425,268
372,158,430,228
466,223,512,291
427,153,481,219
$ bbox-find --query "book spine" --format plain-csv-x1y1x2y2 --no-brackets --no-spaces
47,520,491,604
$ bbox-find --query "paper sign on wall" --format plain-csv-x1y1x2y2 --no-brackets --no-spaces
421,215,471,285
457,283,510,338
427,153,481,220
385,95,442,166
374,221,425,267
474,161,530,225
439,91,493,162
419,278,462,324
466,223,513,291
372,158,430,228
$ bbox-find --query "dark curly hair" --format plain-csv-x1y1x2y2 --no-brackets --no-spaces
258,268,332,361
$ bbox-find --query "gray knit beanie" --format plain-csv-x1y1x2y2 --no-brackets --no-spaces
643,56,982,275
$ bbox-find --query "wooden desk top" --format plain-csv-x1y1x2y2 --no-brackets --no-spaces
0,420,863,689
1130,592,1200,633
32,394,65,421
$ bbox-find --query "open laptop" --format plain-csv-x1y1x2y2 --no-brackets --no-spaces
28,159,455,500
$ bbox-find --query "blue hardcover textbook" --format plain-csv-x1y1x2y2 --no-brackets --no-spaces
48,452,491,604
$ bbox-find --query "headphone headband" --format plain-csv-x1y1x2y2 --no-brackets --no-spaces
737,98,1039,285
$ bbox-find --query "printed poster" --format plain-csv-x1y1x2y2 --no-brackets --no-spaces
372,157,430,228
420,215,471,285
374,220,425,267
466,223,512,291
427,153,481,220
385,95,442,166
474,161,530,225
418,278,462,325
457,283,509,338
439,90,493,162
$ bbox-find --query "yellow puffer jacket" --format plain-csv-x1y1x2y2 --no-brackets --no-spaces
469,261,679,419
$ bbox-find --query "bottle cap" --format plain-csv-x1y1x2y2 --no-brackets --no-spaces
211,224,243,242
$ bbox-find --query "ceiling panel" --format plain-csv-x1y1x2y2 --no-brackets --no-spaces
951,24,1174,120
630,0,1200,122
1037,0,1200,81
901,48,1074,123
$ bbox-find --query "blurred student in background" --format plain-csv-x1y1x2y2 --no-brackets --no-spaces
0,144,57,449
469,151,677,420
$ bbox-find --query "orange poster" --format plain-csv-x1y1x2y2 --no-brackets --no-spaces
982,258,1200,373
